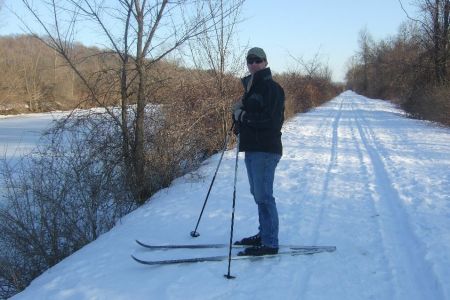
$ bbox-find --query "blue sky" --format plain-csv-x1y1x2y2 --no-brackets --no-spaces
239,0,416,81
1,0,416,82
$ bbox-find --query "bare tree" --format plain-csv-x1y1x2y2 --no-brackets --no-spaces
19,0,239,203
288,51,332,81
21,43,44,111
357,27,374,92
187,0,246,144
277,51,336,116
399,0,450,83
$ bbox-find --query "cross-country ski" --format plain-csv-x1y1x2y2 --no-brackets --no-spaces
135,239,336,251
131,246,336,265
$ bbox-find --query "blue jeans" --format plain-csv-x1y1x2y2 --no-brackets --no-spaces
244,151,281,248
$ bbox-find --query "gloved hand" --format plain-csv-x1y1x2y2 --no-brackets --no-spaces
232,99,246,123
233,108,246,122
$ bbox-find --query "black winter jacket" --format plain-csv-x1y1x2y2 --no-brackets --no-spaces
237,67,285,155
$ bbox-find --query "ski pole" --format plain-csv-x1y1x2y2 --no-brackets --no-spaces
224,134,239,279
190,125,233,238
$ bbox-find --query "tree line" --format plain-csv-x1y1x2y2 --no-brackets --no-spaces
346,0,450,126
0,35,109,114
0,1,339,298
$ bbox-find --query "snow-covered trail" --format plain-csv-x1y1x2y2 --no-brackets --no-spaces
280,93,448,299
12,91,450,300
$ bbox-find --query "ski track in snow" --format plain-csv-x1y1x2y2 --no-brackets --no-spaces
8,91,450,300
288,98,344,299
351,100,444,299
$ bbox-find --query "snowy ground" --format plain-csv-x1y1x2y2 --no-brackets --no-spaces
0,111,65,201
0,111,65,159
8,91,450,299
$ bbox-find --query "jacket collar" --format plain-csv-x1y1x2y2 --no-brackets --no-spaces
241,67,272,88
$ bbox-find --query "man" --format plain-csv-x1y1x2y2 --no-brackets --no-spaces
232,47,285,256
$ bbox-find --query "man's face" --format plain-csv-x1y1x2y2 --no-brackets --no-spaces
247,56,267,75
